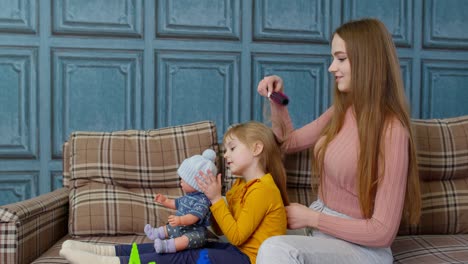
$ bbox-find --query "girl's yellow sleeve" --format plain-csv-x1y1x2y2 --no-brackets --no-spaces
210,185,273,246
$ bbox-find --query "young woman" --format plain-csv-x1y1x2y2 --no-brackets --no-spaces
256,18,421,264
60,121,289,264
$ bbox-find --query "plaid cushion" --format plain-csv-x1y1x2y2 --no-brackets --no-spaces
70,184,183,236
62,141,70,188
67,121,219,236
398,178,468,236
283,148,320,206
287,187,316,206
283,148,318,189
0,188,68,264
0,209,17,264
392,235,468,263
412,116,468,181
68,122,219,189
397,116,468,235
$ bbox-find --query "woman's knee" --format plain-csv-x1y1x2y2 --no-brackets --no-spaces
258,236,289,255
260,236,289,249
257,236,295,263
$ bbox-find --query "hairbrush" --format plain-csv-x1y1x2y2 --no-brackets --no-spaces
268,91,289,106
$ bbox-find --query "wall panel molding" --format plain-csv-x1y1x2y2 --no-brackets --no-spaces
51,171,63,190
156,51,240,140
423,0,468,49
0,0,37,34
52,49,142,158
399,58,413,105
0,172,38,205
343,0,412,47
422,60,468,118
0,48,38,158
157,0,240,40
253,0,331,43
53,0,143,37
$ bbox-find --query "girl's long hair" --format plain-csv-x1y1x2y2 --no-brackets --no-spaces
314,18,421,224
224,122,290,206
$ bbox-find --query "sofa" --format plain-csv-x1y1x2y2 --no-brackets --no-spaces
1,116,468,264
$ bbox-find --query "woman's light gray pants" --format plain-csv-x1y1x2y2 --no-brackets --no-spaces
256,200,393,264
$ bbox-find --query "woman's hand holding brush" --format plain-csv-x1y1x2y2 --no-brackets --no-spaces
257,75,283,96
269,91,289,105
257,75,289,105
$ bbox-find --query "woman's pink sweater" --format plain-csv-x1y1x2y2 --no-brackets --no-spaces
271,103,409,247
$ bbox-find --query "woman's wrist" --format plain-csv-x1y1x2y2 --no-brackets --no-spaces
309,210,319,228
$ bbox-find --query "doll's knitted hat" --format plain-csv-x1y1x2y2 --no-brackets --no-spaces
177,149,217,192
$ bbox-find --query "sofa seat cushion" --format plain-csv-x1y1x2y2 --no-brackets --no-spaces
392,234,468,263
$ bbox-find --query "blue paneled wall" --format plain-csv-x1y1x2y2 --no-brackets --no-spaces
0,0,467,205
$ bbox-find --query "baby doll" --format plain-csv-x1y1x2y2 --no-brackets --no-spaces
144,149,217,253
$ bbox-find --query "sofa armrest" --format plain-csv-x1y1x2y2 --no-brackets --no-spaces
0,188,69,264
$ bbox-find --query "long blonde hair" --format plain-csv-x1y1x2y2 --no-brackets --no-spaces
224,122,290,206
315,18,421,224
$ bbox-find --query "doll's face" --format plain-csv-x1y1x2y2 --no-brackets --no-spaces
180,178,197,193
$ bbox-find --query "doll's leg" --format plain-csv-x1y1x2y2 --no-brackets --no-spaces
144,224,167,240
154,235,189,253
184,228,206,249
174,235,190,251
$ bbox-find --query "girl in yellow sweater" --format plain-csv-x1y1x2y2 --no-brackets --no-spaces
60,121,288,264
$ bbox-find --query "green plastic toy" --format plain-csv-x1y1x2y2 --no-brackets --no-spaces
128,243,141,264
128,242,156,264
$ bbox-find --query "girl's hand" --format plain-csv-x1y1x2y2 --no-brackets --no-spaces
286,203,319,229
196,169,222,204
168,215,180,226
257,75,284,98
154,193,166,203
